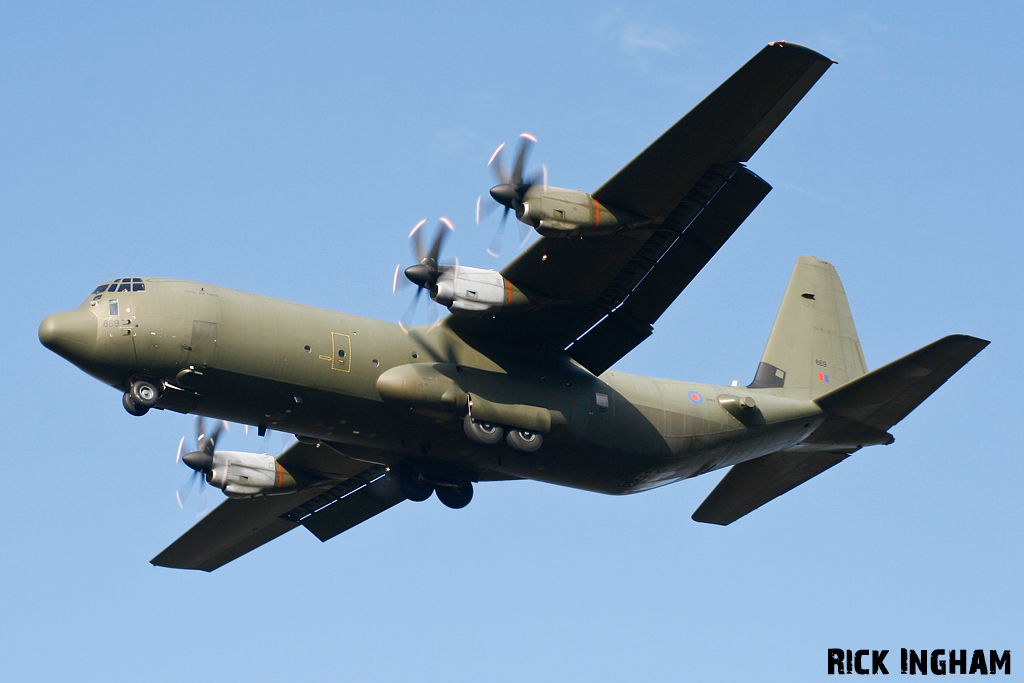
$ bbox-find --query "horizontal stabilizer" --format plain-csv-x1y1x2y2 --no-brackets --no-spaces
809,334,989,448
692,450,849,525
693,334,988,526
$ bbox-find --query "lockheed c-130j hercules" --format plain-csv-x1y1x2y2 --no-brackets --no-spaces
39,42,987,571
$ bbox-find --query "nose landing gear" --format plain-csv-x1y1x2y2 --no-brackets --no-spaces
122,379,162,416
122,391,148,416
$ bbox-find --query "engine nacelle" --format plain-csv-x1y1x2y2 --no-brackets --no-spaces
207,450,299,498
518,186,640,237
431,266,531,314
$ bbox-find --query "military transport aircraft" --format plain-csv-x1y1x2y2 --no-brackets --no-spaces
39,42,988,572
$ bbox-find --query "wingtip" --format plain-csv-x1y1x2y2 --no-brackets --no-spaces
949,334,991,352
767,40,835,64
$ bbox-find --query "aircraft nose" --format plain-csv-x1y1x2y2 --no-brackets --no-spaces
39,310,98,361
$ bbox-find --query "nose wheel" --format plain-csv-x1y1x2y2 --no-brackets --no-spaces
122,391,149,416
122,379,162,417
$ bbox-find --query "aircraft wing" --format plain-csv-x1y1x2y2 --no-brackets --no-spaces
151,442,405,571
449,42,834,375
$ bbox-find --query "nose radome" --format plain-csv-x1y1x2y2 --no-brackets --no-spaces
39,310,98,360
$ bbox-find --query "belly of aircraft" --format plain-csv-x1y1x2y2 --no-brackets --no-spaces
166,364,819,496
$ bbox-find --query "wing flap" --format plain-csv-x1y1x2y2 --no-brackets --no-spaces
567,165,771,374
593,41,833,219
691,450,850,525
298,474,406,542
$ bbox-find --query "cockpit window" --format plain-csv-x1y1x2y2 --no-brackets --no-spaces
109,299,119,316
91,278,145,296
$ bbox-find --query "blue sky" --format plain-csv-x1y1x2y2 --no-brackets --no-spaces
3,2,1021,681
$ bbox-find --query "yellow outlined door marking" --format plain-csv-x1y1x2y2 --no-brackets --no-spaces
318,332,352,372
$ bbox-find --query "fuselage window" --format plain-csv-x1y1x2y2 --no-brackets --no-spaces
109,299,119,316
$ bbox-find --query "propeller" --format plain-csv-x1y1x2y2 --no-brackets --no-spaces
175,417,227,509
394,218,454,330
477,132,545,257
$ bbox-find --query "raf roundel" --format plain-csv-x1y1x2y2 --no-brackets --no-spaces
689,392,704,404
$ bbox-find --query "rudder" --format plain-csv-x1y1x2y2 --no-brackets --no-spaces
750,256,867,399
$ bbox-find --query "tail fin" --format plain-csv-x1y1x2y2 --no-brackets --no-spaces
749,256,867,399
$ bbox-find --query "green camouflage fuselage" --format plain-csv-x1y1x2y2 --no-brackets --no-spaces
46,278,825,494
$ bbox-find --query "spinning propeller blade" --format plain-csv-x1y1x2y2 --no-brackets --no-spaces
480,132,544,257
174,417,227,509
396,218,455,330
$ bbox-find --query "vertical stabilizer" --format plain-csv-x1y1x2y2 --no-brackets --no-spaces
750,256,867,399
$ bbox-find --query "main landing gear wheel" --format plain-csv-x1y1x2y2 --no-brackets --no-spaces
435,481,473,509
129,379,161,408
389,468,434,502
122,392,149,417
464,414,504,444
506,429,543,453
